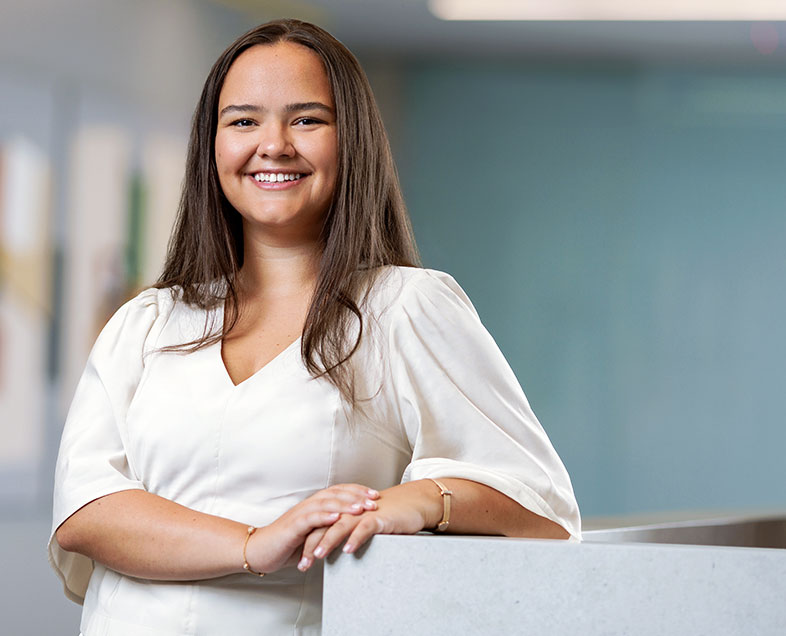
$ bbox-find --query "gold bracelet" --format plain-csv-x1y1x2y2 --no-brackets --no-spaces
242,526,265,577
428,478,453,532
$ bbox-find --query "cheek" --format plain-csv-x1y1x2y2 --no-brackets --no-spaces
304,130,338,169
214,135,243,173
319,137,339,182
214,142,227,172
213,146,232,194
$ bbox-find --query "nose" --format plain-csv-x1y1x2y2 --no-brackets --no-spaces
255,122,295,159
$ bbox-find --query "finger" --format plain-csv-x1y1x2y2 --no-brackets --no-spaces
302,495,376,516
316,490,379,510
306,487,379,513
342,515,385,554
298,527,328,572
294,510,340,536
312,514,363,560
326,484,380,500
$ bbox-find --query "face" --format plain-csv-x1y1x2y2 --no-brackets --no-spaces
215,42,338,245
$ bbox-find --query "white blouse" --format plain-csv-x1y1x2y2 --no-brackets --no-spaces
50,266,581,636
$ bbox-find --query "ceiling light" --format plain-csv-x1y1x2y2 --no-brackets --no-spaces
429,0,786,21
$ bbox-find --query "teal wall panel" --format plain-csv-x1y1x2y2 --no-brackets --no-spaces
397,64,786,517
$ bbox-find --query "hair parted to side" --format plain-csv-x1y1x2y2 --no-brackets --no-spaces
156,18,420,405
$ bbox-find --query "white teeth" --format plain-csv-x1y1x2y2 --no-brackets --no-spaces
254,172,303,183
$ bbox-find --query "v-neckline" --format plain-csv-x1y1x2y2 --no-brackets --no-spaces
218,335,302,388
214,301,303,389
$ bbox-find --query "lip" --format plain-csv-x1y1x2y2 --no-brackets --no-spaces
248,171,309,190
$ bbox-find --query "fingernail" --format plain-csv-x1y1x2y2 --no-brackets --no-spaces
364,499,377,509
297,557,310,571
343,543,354,554
314,546,326,558
351,503,362,511
367,489,379,497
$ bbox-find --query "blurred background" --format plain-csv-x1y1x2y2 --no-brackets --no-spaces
2,0,786,630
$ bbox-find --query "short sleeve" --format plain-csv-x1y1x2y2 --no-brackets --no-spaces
48,287,171,603
387,270,581,539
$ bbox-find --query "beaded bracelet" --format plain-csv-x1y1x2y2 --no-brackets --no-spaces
242,526,266,577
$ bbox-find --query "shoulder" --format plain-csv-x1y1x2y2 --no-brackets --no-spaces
93,286,179,359
105,286,176,330
365,266,479,325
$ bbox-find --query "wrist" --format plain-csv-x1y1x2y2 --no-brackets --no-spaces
240,524,273,576
242,526,266,577
417,479,447,530
425,478,453,532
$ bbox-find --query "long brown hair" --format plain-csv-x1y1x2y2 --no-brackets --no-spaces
156,18,420,404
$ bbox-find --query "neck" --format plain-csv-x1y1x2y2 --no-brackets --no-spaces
238,235,322,301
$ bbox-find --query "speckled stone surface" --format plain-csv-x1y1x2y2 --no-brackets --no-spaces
323,534,786,635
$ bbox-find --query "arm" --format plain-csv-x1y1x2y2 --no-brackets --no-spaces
293,270,580,571
388,271,581,538
297,477,568,571
414,477,569,538
52,290,378,587
56,490,249,580
55,484,379,580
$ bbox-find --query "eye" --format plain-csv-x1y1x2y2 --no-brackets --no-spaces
294,117,324,126
230,118,256,128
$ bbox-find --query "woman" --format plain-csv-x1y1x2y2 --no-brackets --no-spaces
50,19,580,635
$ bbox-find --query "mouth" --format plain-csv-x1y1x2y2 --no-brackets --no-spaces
252,171,306,184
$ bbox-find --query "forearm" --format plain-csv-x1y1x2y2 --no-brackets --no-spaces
420,478,569,539
55,489,248,581
298,477,569,570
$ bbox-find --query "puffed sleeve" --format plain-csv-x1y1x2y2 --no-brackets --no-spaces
48,287,171,603
388,270,581,539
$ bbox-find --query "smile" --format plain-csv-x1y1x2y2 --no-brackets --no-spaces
253,172,304,183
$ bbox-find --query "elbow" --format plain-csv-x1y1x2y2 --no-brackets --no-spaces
548,524,571,540
508,508,572,540
55,518,81,553
530,517,571,540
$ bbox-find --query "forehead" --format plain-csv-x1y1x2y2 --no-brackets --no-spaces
218,42,333,109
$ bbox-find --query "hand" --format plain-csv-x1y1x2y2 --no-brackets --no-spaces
244,484,379,574
296,480,441,571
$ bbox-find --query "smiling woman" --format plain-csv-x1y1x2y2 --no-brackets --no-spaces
214,43,338,245
48,18,580,636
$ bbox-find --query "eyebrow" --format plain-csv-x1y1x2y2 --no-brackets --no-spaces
219,102,334,118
